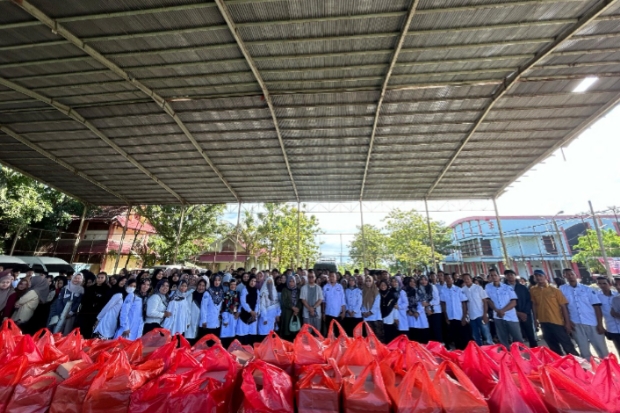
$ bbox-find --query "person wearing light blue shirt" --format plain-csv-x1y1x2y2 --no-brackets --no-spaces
344,277,363,336
560,269,607,359
322,272,346,334
596,276,620,354
485,269,523,349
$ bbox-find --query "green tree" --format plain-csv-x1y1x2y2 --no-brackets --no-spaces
572,228,620,275
348,224,388,268
383,208,451,274
139,205,225,264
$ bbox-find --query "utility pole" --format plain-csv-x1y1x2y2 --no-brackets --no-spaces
233,202,241,267
296,202,301,268
589,200,612,276
70,204,88,264
424,198,437,272
551,214,569,269
492,198,510,269
360,200,367,268
173,205,186,265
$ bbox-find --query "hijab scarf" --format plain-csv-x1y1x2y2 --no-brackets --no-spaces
286,275,298,304
416,276,433,304
379,282,398,318
362,278,379,311
260,277,278,309
66,278,85,296
0,271,14,313
192,280,206,308
155,280,170,307
171,280,190,301
404,276,418,313
245,276,258,311
208,275,224,305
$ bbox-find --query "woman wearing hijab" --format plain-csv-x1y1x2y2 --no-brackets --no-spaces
12,276,48,328
236,272,250,296
279,275,301,341
237,275,259,345
151,269,164,285
378,280,399,344
78,272,111,339
144,280,171,335
186,279,206,344
0,270,17,322
417,275,441,343
220,278,240,349
397,277,410,339
344,277,363,336
163,280,192,336
48,273,84,335
404,277,430,344
200,275,224,338
255,271,266,291
115,279,150,340
258,277,281,340
93,278,135,339
361,275,383,341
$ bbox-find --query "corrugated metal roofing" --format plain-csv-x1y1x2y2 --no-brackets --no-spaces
1,0,619,205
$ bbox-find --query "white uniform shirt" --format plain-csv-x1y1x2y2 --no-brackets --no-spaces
461,284,488,320
344,287,363,318
485,283,519,322
440,285,468,321
560,283,601,327
598,291,620,334
323,283,345,317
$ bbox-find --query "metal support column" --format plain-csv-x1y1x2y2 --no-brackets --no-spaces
114,205,132,273
424,198,437,272
589,200,612,276
296,202,301,269
173,205,186,265
70,204,88,264
551,217,569,269
360,200,367,268
492,198,510,270
233,202,241,267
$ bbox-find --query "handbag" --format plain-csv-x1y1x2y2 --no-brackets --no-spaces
289,314,301,332
240,309,256,324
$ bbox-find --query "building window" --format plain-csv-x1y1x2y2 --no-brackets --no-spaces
461,239,480,257
542,236,558,254
480,239,493,256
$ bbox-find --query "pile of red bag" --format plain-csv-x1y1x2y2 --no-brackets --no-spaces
2,318,620,413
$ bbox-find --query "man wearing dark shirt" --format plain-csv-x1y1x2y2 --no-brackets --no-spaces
504,270,537,347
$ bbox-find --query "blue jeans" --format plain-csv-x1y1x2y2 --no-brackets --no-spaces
470,317,493,346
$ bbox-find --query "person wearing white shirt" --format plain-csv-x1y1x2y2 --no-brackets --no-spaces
560,269,607,359
485,270,523,349
461,273,493,346
440,274,469,350
344,277,362,336
379,280,399,344
361,275,383,341
417,275,441,343
596,276,620,354
322,272,346,335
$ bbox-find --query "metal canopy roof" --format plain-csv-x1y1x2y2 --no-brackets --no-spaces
1,0,620,205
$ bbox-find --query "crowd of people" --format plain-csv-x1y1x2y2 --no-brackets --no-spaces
0,264,619,357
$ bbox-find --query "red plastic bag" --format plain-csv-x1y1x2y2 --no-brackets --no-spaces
55,329,83,360
383,361,440,413
353,322,389,360
9,334,43,364
241,360,294,413
323,319,352,363
227,339,254,367
488,361,547,413
0,356,28,413
6,373,62,413
167,374,228,413
296,360,342,413
344,360,391,413
338,337,374,368
167,348,203,378
425,341,460,363
294,324,326,373
146,340,178,371
510,343,542,375
538,365,607,412
531,346,562,365
254,331,295,375
140,328,172,347
32,329,56,354
458,341,499,397
548,355,593,388
83,351,164,413
50,360,103,413
192,333,221,350
434,361,489,413
591,354,620,413
129,374,185,413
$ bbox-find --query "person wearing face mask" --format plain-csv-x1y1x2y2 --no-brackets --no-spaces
163,280,192,336
115,279,150,340
78,272,111,339
93,278,136,339
48,273,84,335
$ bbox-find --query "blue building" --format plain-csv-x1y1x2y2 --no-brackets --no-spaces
443,215,620,279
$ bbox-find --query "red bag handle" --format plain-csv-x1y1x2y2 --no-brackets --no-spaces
140,328,172,346
1,318,23,337
19,374,62,392
327,319,348,341
353,321,376,338
32,328,54,343
192,334,221,350
298,323,325,340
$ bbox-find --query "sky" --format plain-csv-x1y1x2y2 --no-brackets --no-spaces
223,104,620,263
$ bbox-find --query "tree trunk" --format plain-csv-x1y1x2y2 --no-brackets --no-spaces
9,226,22,256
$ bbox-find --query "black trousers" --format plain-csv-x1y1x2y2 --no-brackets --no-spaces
408,328,430,344
447,319,471,350
428,313,444,343
325,315,346,337
383,323,399,344
519,312,538,348
540,322,579,356
142,322,161,335
607,332,620,354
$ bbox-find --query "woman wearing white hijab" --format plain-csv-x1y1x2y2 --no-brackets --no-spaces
48,273,84,335
163,280,192,335
258,276,280,340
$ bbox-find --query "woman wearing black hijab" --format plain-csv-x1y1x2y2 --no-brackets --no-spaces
379,279,399,344
78,272,111,338
238,275,259,345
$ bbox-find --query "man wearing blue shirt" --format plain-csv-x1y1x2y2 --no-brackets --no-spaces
596,276,620,354
486,269,523,349
560,269,607,359
322,272,346,334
